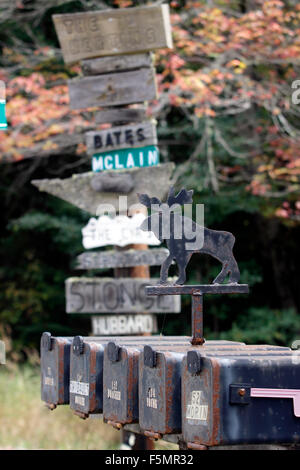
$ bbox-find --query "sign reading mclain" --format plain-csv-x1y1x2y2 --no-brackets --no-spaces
92,145,159,172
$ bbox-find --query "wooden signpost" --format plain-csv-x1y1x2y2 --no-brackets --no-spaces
65,277,180,314
53,5,173,63
36,4,174,450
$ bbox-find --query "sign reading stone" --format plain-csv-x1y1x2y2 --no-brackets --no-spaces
53,5,173,64
92,145,159,172
65,277,181,314
75,248,170,270
91,314,157,336
82,213,160,249
82,53,152,76
68,68,157,110
31,162,174,216
86,121,157,155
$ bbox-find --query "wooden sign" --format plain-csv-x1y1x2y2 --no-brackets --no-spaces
95,107,147,125
68,67,157,110
32,163,174,215
86,121,157,155
82,53,152,76
53,5,173,64
0,340,5,364
65,277,181,314
82,213,160,249
91,314,157,335
32,163,175,215
75,248,169,270
92,145,159,172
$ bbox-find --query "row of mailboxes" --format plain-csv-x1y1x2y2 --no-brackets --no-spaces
40,332,300,447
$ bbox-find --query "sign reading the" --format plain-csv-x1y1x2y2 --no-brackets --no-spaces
92,145,159,172
65,277,181,314
86,121,157,155
82,213,160,249
92,314,157,335
53,5,173,63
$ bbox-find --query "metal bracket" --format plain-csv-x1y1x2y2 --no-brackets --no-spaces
229,384,251,405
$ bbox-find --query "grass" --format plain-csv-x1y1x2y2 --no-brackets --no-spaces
0,364,178,450
0,365,120,450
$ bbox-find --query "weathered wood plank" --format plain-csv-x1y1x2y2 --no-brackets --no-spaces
0,340,5,365
31,162,174,215
95,107,147,125
53,5,173,64
85,121,157,154
91,314,157,335
81,53,152,76
65,277,181,314
68,67,157,110
75,248,170,269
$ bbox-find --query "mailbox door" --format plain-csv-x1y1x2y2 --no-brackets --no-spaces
103,347,139,425
41,338,70,406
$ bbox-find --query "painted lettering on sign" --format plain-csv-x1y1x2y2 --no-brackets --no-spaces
146,387,158,409
86,122,157,155
186,391,208,421
53,5,173,63
92,314,157,336
92,145,159,172
82,213,160,249
66,278,181,314
107,381,121,401
44,376,54,386
70,381,89,396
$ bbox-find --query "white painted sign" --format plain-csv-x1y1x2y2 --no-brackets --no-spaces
186,391,208,421
82,213,160,249
70,381,89,396
92,314,157,336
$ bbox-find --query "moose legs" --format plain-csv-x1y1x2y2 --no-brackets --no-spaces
158,254,174,285
213,254,240,284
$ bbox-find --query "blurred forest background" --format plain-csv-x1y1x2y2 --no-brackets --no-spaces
0,0,300,365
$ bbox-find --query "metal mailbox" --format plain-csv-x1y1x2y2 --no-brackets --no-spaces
103,342,140,428
102,338,195,429
138,340,250,438
182,346,300,448
40,332,71,409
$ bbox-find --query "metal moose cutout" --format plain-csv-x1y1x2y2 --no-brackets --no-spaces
138,187,240,286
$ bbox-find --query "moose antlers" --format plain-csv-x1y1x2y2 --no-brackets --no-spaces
138,187,194,209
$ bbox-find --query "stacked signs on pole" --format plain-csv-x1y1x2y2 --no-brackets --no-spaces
41,5,175,336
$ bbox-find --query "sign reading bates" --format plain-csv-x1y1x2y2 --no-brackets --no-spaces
86,121,157,155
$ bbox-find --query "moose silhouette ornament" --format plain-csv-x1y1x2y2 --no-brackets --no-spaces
138,187,241,286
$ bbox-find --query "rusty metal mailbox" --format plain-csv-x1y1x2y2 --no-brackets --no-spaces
138,340,249,438
182,346,300,448
139,347,184,438
103,342,141,428
40,332,71,409
69,336,108,418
